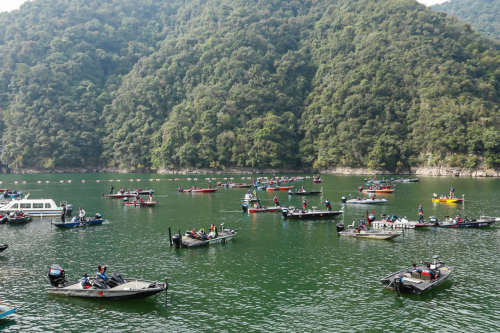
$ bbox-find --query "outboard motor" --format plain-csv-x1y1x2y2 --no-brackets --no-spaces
93,277,109,289
107,272,126,288
123,197,129,202
242,203,248,213
48,264,68,288
288,190,292,195
172,234,182,248
393,274,402,297
368,214,375,222
66,204,73,216
336,224,345,232
341,196,347,203
281,208,289,218
95,213,102,219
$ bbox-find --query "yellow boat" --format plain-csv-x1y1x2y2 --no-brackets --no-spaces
431,193,464,204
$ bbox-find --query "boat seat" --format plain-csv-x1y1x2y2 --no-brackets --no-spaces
421,274,431,281
411,272,421,279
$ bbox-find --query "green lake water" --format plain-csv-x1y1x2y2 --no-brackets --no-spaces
0,173,499,331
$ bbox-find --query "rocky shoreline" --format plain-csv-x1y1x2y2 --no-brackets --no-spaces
5,166,500,177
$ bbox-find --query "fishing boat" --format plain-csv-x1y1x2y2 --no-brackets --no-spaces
336,222,403,239
431,193,464,204
103,193,136,198
47,264,167,300
362,189,395,194
380,255,453,295
288,188,322,195
136,190,155,195
313,177,323,183
344,197,389,204
371,213,438,229
436,215,499,228
228,183,252,188
395,177,420,183
266,186,293,191
0,244,8,252
281,206,343,219
7,213,32,224
123,201,159,207
244,206,282,213
190,188,218,193
171,224,237,248
1,190,22,198
0,214,7,224
52,215,104,228
0,303,17,319
0,195,72,217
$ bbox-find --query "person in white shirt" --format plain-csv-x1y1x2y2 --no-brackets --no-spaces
79,207,86,221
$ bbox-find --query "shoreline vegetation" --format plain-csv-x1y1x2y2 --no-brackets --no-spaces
4,166,500,177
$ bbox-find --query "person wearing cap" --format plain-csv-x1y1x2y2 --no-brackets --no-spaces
323,199,331,212
81,273,91,289
410,263,422,275
60,204,67,223
96,265,108,281
418,204,424,223
79,207,86,221
422,263,437,279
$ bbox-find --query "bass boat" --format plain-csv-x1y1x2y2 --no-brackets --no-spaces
362,189,395,194
337,222,403,240
266,186,293,191
47,264,167,300
281,207,343,219
436,215,499,228
0,244,8,252
244,205,282,213
171,224,237,248
103,193,135,198
7,213,32,224
184,188,218,193
123,201,159,207
431,194,464,204
344,197,389,204
380,255,452,295
52,215,103,228
288,188,322,195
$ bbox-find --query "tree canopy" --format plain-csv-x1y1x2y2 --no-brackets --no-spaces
1,0,500,171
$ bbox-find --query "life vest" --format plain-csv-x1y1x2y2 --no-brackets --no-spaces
97,272,108,280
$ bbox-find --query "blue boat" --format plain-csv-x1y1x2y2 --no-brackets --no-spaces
52,217,103,228
2,190,21,198
0,303,17,319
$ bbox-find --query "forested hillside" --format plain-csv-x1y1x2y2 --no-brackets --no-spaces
1,0,500,172
432,0,500,42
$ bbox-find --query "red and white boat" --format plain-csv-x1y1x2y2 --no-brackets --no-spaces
123,201,159,207
247,206,282,213
266,186,293,191
184,188,218,193
104,193,136,198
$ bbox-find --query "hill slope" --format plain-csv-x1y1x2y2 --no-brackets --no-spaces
1,0,500,171
432,0,500,42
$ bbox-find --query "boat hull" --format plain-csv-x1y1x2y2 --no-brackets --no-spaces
282,210,343,219
123,201,159,207
338,230,402,240
288,191,322,195
266,186,293,191
104,194,135,198
346,199,389,204
362,189,395,194
47,278,166,300
432,198,463,204
52,219,103,228
179,230,237,248
247,207,282,213
0,304,17,319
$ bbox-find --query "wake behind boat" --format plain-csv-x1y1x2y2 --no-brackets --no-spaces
380,255,452,295
47,264,167,300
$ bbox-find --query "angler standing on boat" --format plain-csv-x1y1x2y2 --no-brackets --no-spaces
148,190,153,202
96,265,108,281
79,207,86,221
303,199,308,210
274,195,280,207
449,186,455,198
60,204,67,223
323,199,332,212
418,204,424,223
110,185,114,195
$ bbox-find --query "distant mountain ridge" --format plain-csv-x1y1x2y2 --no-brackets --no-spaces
432,0,500,42
0,0,500,172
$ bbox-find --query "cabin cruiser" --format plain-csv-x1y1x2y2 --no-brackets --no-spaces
0,194,72,217
47,264,167,300
380,255,453,295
